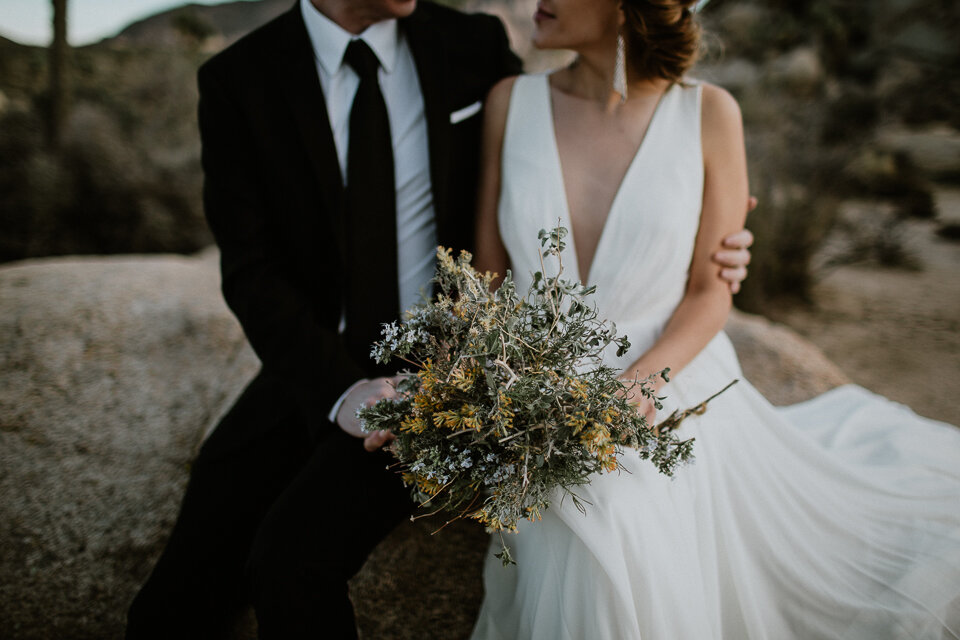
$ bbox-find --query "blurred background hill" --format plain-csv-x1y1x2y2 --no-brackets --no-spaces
1,0,958,420
109,0,290,48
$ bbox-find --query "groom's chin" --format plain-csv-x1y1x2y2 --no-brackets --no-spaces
389,0,417,18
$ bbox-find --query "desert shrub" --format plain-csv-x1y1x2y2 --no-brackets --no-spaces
0,110,75,260
937,224,960,241
732,83,845,311
816,201,922,270
0,99,209,262
820,87,879,144
842,149,935,218
0,41,210,263
736,169,840,311
695,0,954,311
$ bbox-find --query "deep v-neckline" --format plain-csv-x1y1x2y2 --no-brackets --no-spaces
545,75,674,285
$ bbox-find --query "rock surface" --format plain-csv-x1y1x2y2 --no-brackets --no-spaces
0,251,847,640
724,309,849,406
0,249,258,640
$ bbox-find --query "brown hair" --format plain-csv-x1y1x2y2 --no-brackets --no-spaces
621,0,702,83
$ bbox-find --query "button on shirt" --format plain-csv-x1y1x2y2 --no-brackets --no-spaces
300,0,437,317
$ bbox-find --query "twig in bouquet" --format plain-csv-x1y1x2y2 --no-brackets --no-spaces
498,422,547,444
546,303,563,341
546,226,568,301
570,491,588,515
496,531,515,566
410,504,449,521
412,476,459,510
537,246,564,321
445,353,471,384
695,379,740,409
537,249,557,315
394,353,424,369
498,430,525,444
462,265,485,298
540,251,566,337
522,436,531,488
430,490,484,536
558,485,592,511
494,358,519,389
498,328,537,354
655,379,740,435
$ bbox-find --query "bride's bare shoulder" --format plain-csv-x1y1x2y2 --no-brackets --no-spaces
485,76,519,115
481,76,519,140
698,82,744,157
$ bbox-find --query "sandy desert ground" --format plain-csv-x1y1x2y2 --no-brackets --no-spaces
768,187,960,426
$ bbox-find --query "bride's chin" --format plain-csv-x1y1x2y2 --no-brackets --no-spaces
530,34,561,51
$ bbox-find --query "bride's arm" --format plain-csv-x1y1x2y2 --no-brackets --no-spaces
621,84,749,416
473,76,517,285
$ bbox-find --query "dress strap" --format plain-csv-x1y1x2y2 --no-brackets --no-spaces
502,73,551,164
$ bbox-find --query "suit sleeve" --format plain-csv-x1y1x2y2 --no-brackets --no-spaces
197,62,368,432
487,14,524,80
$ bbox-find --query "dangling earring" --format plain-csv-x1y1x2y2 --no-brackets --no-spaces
613,31,627,104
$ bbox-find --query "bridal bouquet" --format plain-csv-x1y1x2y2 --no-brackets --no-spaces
360,228,705,564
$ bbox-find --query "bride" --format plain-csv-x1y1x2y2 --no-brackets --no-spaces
470,0,960,638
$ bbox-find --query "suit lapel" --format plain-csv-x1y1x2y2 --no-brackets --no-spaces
402,10,453,246
273,5,347,258
267,5,454,259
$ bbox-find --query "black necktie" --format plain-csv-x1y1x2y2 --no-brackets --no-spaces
343,39,399,370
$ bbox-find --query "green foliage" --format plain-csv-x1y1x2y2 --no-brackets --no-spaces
360,228,697,564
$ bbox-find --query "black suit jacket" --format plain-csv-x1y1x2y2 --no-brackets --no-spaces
197,2,522,431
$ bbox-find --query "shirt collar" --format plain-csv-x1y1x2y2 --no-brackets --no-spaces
300,0,399,75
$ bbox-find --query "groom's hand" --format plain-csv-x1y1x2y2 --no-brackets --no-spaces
336,376,402,451
713,195,757,294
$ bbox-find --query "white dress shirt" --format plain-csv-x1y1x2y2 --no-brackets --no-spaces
300,0,437,419
300,0,437,317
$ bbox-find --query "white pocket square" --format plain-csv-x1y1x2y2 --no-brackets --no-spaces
449,101,482,124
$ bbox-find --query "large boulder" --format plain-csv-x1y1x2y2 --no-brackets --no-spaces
725,309,849,406
0,251,847,639
0,249,258,640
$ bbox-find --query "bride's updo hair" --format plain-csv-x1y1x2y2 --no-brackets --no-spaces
621,0,702,84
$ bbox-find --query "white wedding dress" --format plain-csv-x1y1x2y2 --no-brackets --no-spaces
470,74,960,640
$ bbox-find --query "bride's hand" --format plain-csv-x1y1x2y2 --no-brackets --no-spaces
629,394,658,428
619,379,660,427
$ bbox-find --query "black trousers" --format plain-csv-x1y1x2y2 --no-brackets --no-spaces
126,372,414,639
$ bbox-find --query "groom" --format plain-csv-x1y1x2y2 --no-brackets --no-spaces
126,0,753,638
